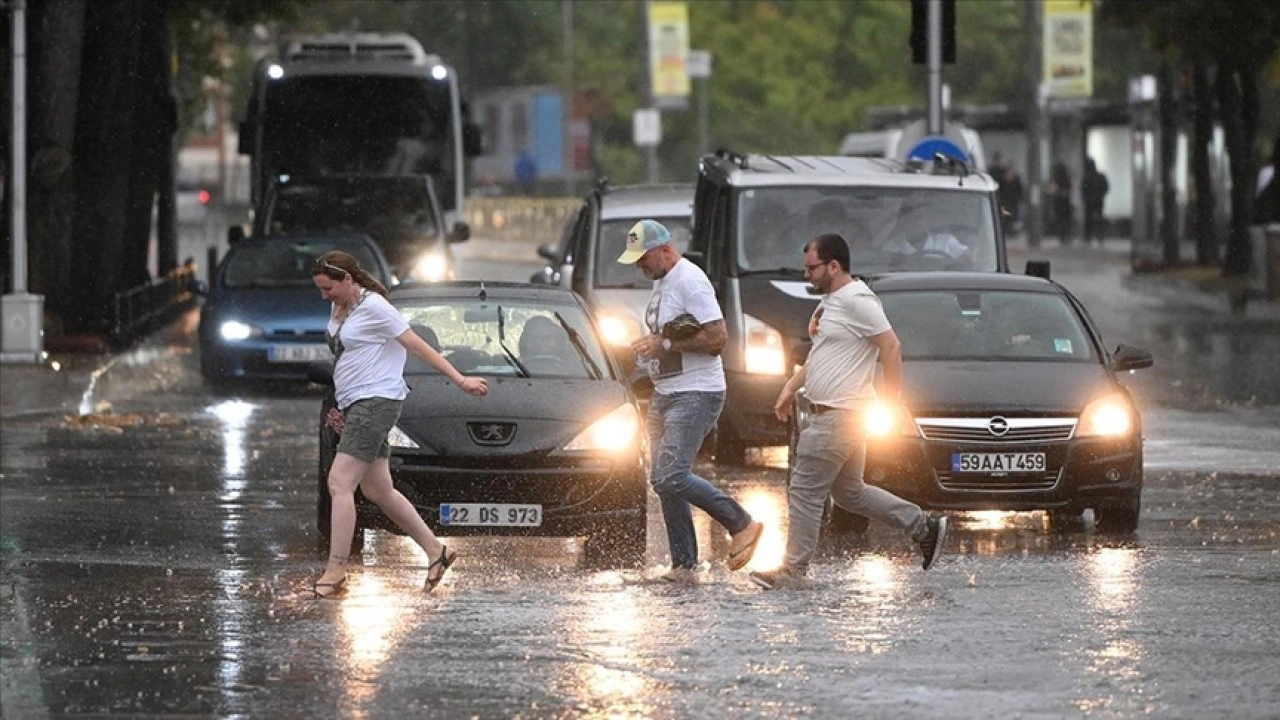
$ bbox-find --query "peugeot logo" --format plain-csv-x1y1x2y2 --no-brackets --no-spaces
468,422,516,446
987,416,1010,437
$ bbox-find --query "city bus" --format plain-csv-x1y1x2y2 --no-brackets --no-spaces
237,33,481,227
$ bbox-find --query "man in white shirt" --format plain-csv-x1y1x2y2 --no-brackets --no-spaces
618,220,764,581
750,233,948,589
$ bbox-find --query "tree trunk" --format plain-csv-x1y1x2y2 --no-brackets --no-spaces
68,0,143,334
1215,62,1256,277
1191,60,1217,265
121,0,175,289
1158,60,1180,267
27,0,86,328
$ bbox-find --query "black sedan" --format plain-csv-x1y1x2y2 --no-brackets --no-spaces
198,232,394,386
791,272,1153,534
314,282,648,567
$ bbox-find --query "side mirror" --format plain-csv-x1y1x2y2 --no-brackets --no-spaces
1110,343,1153,372
306,361,335,387
683,250,706,271
463,122,483,158
529,267,559,285
1025,260,1051,279
449,221,471,243
536,242,560,261
227,226,245,244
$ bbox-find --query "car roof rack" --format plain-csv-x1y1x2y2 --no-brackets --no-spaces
714,148,750,170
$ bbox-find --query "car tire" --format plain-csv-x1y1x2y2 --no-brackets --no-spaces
1094,494,1141,534
712,422,747,466
582,518,647,569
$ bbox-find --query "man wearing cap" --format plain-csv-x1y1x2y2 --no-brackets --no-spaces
618,219,764,581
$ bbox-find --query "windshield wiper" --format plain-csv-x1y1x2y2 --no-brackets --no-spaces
553,312,602,380
495,306,530,378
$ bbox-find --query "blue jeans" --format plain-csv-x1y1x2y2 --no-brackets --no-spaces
647,391,753,568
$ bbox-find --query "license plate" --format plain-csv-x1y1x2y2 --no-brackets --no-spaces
439,503,542,527
951,452,1046,473
267,344,330,363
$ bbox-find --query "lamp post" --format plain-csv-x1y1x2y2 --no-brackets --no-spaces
2,0,44,364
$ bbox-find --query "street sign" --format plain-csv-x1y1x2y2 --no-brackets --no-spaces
686,50,712,79
633,108,661,147
905,135,971,165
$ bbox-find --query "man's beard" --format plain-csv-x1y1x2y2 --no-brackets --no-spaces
641,265,667,281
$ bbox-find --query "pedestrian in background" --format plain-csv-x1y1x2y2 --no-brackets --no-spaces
751,233,948,589
618,220,764,582
1082,157,1110,245
997,163,1025,236
310,251,489,597
1048,162,1075,244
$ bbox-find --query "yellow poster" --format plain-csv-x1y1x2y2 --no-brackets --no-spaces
648,1,690,108
1043,0,1093,98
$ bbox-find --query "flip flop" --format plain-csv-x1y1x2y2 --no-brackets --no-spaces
424,545,458,593
727,521,764,571
314,574,347,598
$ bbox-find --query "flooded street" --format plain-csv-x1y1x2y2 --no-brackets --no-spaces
3,247,1279,718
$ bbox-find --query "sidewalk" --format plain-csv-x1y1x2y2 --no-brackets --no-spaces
3,234,1274,422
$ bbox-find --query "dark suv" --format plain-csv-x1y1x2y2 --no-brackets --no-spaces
689,151,1008,463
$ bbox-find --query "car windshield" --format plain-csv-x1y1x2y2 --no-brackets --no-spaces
594,216,693,288
398,299,612,379
222,239,382,288
880,289,1095,361
266,180,439,239
736,186,999,273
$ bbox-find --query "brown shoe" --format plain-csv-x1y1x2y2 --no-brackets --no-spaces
726,521,764,571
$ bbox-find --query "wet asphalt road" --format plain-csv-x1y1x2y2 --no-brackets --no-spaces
2,243,1279,718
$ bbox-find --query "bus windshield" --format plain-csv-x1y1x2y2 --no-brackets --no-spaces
261,75,458,211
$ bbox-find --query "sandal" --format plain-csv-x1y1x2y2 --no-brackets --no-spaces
313,574,347,598
424,545,458,593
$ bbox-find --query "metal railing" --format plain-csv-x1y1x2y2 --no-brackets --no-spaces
109,260,198,345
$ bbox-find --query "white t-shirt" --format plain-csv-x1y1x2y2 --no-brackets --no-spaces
641,258,726,394
802,279,891,409
328,291,411,410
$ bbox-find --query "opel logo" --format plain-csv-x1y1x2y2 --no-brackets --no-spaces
468,422,516,446
987,416,1010,436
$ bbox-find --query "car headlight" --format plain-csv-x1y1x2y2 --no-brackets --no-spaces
410,252,451,282
219,320,261,341
388,425,420,449
597,311,643,347
862,400,918,438
564,403,640,452
743,313,785,375
1077,393,1134,437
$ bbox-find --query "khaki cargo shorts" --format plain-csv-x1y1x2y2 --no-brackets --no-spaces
336,397,403,463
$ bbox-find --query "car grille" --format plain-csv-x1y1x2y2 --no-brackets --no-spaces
935,467,1063,492
917,417,1076,443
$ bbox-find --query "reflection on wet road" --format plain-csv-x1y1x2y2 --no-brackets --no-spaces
4,388,1280,718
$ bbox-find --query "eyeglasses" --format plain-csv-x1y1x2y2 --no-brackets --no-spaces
313,259,349,277
804,261,830,272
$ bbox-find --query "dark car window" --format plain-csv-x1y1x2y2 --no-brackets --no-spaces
736,187,998,274
593,216,693,289
222,239,382,288
880,289,1094,361
267,180,438,238
398,299,612,379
